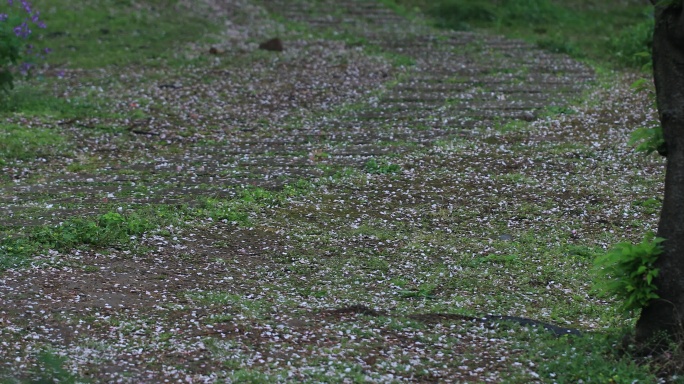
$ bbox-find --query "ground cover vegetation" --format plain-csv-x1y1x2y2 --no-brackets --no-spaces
391,0,654,69
0,0,678,382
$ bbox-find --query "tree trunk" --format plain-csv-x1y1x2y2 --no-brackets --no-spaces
635,2,684,344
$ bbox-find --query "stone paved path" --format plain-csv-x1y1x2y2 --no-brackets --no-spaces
0,0,592,228
2,1,661,382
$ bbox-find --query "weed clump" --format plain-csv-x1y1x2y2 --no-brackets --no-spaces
31,211,155,250
364,158,401,174
592,232,663,314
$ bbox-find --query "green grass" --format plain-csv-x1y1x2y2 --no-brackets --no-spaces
0,0,220,116
520,330,659,383
32,0,217,68
1,209,168,269
0,124,70,161
0,86,102,117
392,0,654,69
0,180,314,270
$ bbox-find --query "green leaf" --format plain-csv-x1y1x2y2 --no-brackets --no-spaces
630,78,649,92
591,232,664,314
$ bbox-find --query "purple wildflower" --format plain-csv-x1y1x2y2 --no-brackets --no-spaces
13,22,30,38
0,0,50,91
19,61,32,74
20,0,31,14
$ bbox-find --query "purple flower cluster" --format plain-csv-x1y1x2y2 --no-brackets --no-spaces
1,0,48,77
6,0,45,38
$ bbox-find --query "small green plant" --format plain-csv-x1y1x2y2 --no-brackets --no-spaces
198,198,249,224
629,125,666,156
0,236,36,269
629,78,666,156
282,178,313,197
239,186,280,206
608,16,653,69
593,232,664,314
30,211,155,251
633,197,662,214
364,158,401,174
0,349,87,383
99,211,125,228
33,349,84,384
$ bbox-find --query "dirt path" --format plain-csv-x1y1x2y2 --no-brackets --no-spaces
1,0,659,382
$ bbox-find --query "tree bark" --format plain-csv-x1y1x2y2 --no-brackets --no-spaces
635,2,684,344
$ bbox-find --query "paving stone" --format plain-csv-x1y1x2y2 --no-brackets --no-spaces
0,0,593,227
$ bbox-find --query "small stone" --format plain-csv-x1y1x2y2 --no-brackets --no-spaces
498,234,513,241
259,38,283,52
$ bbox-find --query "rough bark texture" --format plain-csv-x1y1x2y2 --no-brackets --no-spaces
635,2,684,343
